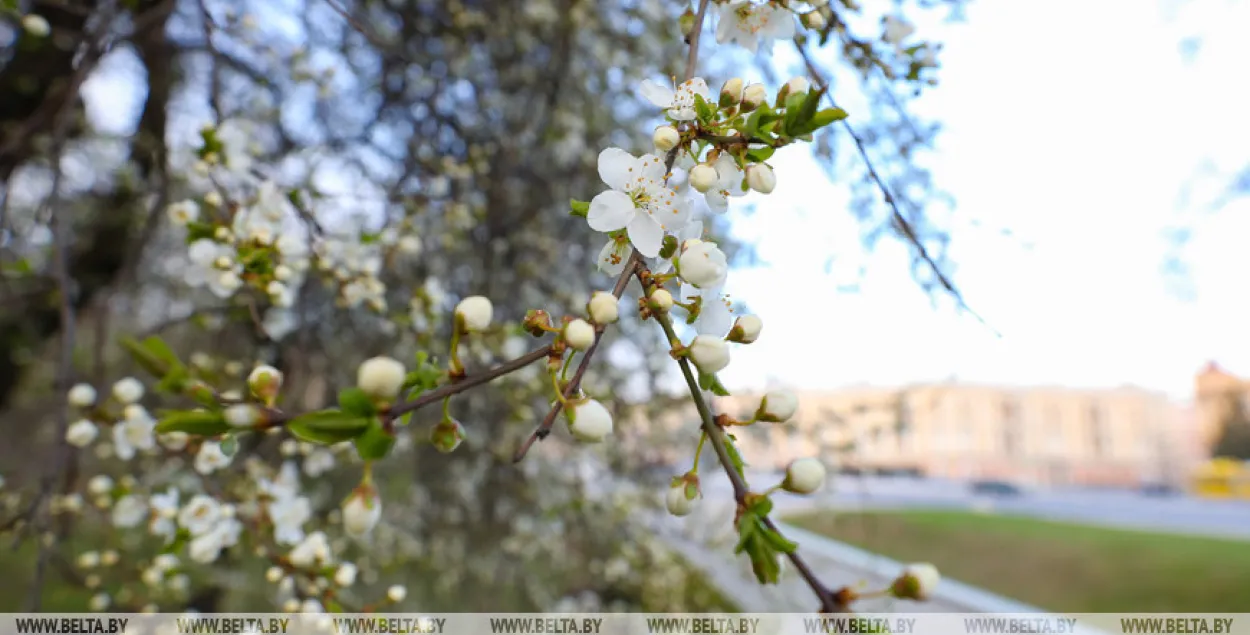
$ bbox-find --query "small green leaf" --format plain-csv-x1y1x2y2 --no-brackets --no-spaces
746,145,775,163
708,374,730,396
698,372,713,391
120,336,171,378
156,410,230,436
219,435,239,457
723,434,748,480
569,199,590,218
694,93,715,123
286,410,371,445
354,421,396,461
185,222,217,243
761,525,799,554
808,107,849,131
337,388,377,418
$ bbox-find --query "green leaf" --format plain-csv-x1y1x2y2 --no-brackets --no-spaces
337,388,377,418
698,372,713,391
694,93,715,123
781,91,807,137
156,410,230,437
569,199,590,218
219,435,239,457
708,374,730,396
794,87,826,131
185,222,217,243
161,529,192,555
741,108,763,138
808,107,849,131
286,410,371,445
745,145,775,163
723,434,748,480
120,336,171,378
761,525,799,554
402,351,444,394
354,421,396,461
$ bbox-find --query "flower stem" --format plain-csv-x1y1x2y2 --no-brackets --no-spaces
692,431,707,473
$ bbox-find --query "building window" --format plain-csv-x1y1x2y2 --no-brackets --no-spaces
1089,404,1108,457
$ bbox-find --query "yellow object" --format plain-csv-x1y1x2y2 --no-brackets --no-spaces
1191,458,1250,499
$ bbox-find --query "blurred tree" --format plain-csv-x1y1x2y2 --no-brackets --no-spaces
1212,394,1250,461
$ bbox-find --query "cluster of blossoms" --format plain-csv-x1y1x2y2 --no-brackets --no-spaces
31,0,949,614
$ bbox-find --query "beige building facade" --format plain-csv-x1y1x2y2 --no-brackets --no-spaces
711,382,1198,488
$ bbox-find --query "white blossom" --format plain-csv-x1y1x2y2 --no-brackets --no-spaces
676,239,729,289
21,14,51,37
900,563,941,599
87,476,113,496
387,585,407,602
665,484,696,517
784,458,827,494
268,495,311,546
149,487,179,542
715,0,796,54
357,356,406,400
730,314,762,343
639,77,711,121
455,296,493,332
587,292,620,325
178,495,222,537
112,378,144,404
342,490,382,538
687,335,731,374
167,200,200,226
567,399,613,443
194,441,232,474
113,408,157,460
112,495,148,528
587,148,691,258
759,390,798,422
746,163,776,194
563,319,596,351
289,531,332,568
334,563,358,587
303,450,335,477
653,126,680,153
66,420,99,447
68,384,97,407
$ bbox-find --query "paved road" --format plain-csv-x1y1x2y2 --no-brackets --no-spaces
697,471,1250,540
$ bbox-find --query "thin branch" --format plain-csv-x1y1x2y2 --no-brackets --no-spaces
796,43,999,337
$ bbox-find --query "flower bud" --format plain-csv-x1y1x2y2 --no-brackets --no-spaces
387,584,407,602
746,163,776,194
653,126,680,153
587,292,620,325
430,418,466,453
68,384,97,408
266,566,284,583
247,365,283,402
566,398,613,443
356,356,406,401
455,295,493,332
22,14,51,37
783,457,827,494
112,378,144,404
687,335,730,373
757,390,799,422
87,476,113,496
334,563,358,587
719,77,744,107
675,241,728,289
563,318,596,351
678,7,695,36
785,76,811,97
659,235,680,259
727,315,762,344
648,288,674,313
224,403,263,428
741,84,768,112
66,420,99,447
689,164,718,193
341,488,381,538
893,563,941,600
523,309,554,337
665,475,700,517
802,10,827,30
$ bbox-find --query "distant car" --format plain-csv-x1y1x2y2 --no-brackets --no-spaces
1141,483,1180,497
970,480,1023,497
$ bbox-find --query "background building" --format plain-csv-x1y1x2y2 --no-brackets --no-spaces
712,382,1196,488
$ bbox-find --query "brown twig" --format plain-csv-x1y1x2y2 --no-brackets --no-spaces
795,43,998,337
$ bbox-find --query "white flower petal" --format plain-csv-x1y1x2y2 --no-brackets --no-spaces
637,154,667,182
686,78,712,101
597,147,637,190
587,191,635,232
639,79,675,108
627,214,665,258
596,240,630,275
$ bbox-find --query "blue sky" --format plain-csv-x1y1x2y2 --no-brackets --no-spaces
714,0,1250,402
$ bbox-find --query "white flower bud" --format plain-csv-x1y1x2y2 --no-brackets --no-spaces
273,264,294,281
689,164,718,193
333,563,358,587
898,563,941,600
266,566,284,583
665,484,697,517
653,126,680,153
783,457,827,494
398,235,422,255
455,295,493,332
676,241,728,289
356,356,406,401
742,83,768,110
204,191,223,207
167,200,199,226
88,593,110,612
746,163,776,194
282,599,300,613
100,550,118,566
649,288,674,312
387,584,407,602
87,476,113,496
728,314,762,344
224,404,262,428
217,270,242,293
66,420,99,447
567,399,613,443
112,378,144,404
802,10,827,30
687,335,730,374
786,76,811,96
247,365,283,400
21,14,51,37
720,77,744,105
563,319,596,351
758,390,799,423
341,490,381,538
587,291,620,325
68,384,97,408
78,551,101,569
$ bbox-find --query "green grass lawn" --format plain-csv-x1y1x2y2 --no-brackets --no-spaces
784,509,1250,613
